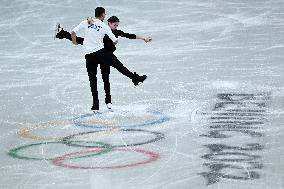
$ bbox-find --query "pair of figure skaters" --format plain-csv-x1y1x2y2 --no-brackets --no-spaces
56,7,152,112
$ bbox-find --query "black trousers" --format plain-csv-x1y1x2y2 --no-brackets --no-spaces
59,30,113,104
85,61,111,104
60,29,84,45
85,48,135,107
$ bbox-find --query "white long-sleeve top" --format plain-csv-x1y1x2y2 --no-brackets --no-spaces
72,19,118,54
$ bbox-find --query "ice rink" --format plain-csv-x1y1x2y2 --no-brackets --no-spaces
1,0,284,188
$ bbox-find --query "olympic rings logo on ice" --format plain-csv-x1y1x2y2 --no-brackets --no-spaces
9,110,170,170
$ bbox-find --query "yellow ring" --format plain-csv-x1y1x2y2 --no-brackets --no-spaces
17,120,117,141
17,121,72,140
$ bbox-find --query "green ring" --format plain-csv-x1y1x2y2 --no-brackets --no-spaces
8,141,112,160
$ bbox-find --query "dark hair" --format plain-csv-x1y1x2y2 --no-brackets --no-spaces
95,7,105,17
107,16,120,23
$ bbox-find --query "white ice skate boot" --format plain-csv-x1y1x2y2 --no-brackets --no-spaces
106,103,112,110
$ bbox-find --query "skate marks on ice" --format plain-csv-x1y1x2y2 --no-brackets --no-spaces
199,93,270,185
8,108,170,170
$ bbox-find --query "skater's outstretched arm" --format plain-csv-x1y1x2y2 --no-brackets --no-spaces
115,30,152,43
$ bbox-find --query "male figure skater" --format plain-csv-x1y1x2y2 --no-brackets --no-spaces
55,16,152,110
70,7,147,112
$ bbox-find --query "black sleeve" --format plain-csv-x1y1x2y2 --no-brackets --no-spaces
115,30,136,39
76,36,84,45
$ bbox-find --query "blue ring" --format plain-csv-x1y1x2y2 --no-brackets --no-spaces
72,111,170,129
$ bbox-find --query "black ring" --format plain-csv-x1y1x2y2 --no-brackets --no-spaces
62,129,165,148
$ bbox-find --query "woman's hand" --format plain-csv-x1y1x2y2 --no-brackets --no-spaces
143,36,152,43
87,17,94,25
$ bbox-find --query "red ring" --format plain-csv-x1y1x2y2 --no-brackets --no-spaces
52,148,159,169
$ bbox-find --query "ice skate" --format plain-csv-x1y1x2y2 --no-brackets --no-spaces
106,103,112,110
132,72,147,86
54,23,64,39
91,102,99,113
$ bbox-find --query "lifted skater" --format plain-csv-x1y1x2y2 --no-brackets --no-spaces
69,7,148,112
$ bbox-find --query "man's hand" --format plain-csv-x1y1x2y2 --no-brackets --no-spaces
71,31,78,45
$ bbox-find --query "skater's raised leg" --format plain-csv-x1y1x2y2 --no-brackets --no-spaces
96,49,147,86
55,24,84,45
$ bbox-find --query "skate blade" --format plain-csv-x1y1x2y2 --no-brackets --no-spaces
92,110,100,114
53,23,60,40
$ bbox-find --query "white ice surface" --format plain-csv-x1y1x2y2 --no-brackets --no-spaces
0,0,284,189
